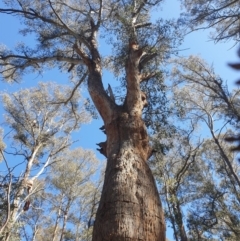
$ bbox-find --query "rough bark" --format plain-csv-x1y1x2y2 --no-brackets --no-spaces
85,39,166,240
73,17,166,239
0,1,169,240
92,113,165,241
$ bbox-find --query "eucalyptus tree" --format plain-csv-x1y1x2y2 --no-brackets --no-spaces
0,0,182,240
151,123,203,241
180,0,240,43
187,138,240,241
171,55,240,186
0,82,89,241
19,180,47,241
44,148,100,241
20,148,101,241
170,56,240,240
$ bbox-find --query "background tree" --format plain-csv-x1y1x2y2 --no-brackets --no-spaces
19,180,46,241
168,55,240,240
0,82,90,241
187,139,240,241
151,112,204,241
42,148,101,241
0,1,182,240
19,147,102,241
179,0,240,43
171,55,240,188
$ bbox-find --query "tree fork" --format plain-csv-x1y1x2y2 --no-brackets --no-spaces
90,38,166,240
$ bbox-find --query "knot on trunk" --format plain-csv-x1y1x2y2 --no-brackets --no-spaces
96,141,107,157
99,125,106,134
129,40,139,51
141,91,148,108
24,179,33,194
147,147,157,159
23,200,31,212
128,40,144,64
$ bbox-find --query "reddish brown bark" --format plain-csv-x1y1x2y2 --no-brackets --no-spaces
0,1,168,240
92,113,165,241
77,26,166,240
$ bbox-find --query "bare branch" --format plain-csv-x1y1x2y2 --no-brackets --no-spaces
140,72,157,82
135,22,151,29
0,149,11,175
139,53,158,70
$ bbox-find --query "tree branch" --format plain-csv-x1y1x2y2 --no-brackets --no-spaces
135,22,151,29
0,174,12,235
139,53,158,70
140,72,157,82
125,41,145,115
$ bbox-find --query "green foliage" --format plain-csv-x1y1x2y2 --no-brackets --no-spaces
151,54,240,241
180,0,240,42
21,148,102,241
0,0,183,129
2,82,90,158
0,82,92,241
1,1,240,241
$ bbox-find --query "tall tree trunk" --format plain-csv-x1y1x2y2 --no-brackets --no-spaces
52,199,63,241
32,224,38,241
1,147,41,241
165,192,179,241
77,28,166,240
172,198,188,241
59,202,71,241
92,114,165,241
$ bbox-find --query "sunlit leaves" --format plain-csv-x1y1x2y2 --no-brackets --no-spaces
166,54,240,240
2,82,90,157
171,55,240,128
180,0,240,42
0,128,5,153
36,147,102,241
49,148,99,195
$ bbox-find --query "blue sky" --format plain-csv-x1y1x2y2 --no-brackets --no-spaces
0,0,239,154
0,1,239,240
